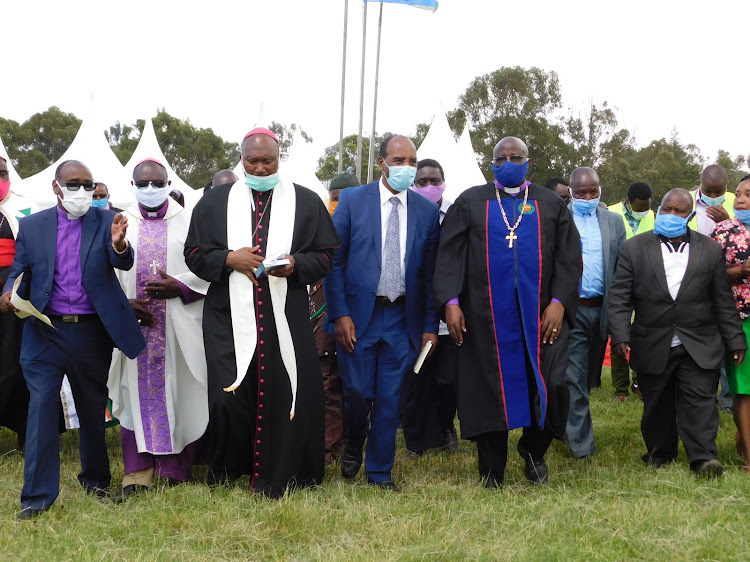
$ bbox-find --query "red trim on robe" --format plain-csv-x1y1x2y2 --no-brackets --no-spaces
0,238,15,267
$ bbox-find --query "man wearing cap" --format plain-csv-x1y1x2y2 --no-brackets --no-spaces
185,128,339,498
310,171,360,463
108,159,210,501
0,159,145,519
0,155,40,450
324,135,440,492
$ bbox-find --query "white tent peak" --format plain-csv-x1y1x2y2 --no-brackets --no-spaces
125,117,201,209
18,93,131,209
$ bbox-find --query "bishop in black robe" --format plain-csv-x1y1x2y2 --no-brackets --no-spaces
434,166,581,485
184,180,339,498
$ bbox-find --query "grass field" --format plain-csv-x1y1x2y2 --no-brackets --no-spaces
2,368,750,561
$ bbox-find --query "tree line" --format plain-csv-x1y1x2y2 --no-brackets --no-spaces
1,67,747,203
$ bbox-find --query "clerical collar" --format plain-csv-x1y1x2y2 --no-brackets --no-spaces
139,202,169,220
494,179,530,195
57,204,82,221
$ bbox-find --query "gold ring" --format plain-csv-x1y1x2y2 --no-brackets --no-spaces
552,328,558,332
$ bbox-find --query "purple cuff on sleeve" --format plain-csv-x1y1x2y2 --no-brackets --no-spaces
551,298,562,304
176,279,204,304
446,296,459,306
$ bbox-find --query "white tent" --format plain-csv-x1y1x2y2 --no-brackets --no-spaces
282,127,328,204
20,95,132,210
0,134,23,188
417,108,487,203
124,117,201,209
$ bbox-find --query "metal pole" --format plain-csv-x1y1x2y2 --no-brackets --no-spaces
337,0,349,175
367,2,383,183
355,1,368,181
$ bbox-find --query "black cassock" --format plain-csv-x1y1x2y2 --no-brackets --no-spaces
0,216,28,442
184,183,339,497
433,183,582,440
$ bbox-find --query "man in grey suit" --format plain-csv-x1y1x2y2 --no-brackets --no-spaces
609,188,746,477
564,167,626,459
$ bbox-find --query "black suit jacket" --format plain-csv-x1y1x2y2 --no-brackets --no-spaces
608,230,746,373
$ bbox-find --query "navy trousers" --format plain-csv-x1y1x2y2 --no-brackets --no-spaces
338,300,414,483
20,316,113,510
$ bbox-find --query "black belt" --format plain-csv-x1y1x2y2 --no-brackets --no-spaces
48,314,98,323
579,297,603,307
376,295,406,306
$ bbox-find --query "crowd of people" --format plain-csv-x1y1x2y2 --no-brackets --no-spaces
1,129,749,520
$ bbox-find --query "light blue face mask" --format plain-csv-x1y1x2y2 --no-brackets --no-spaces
91,198,109,209
245,171,280,192
383,161,417,192
735,208,750,225
653,207,695,238
571,197,600,215
700,192,726,206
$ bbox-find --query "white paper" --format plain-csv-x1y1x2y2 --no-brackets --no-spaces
11,273,55,328
413,340,433,374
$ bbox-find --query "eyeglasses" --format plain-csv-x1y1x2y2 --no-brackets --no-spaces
493,156,528,165
133,180,168,189
57,180,97,191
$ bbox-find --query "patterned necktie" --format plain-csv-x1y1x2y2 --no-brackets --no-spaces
383,197,401,302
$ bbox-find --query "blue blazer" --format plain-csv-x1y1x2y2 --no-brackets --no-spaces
324,182,440,349
6,207,146,359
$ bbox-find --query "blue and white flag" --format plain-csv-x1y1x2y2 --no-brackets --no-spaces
363,0,439,12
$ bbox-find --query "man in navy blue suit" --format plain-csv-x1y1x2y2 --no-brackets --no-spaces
324,135,440,491
0,160,145,519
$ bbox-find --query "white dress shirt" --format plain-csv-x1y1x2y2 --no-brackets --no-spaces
660,238,690,347
376,179,408,297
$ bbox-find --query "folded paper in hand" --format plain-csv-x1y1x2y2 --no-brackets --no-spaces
254,252,291,279
11,273,56,328
413,340,433,374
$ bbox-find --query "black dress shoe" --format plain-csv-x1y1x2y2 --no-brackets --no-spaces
341,446,363,479
641,453,675,468
112,484,148,503
83,484,110,498
482,474,503,489
367,479,400,492
694,459,723,479
441,427,459,454
520,452,549,485
16,506,48,520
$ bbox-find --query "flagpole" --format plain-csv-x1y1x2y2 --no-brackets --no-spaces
337,0,349,175
355,1,368,181
366,2,383,184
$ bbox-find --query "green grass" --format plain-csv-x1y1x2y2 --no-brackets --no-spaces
2,368,750,561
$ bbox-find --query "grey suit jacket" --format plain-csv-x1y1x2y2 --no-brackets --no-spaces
608,229,746,373
568,204,627,339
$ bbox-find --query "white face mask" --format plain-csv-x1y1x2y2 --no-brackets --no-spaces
135,184,170,208
56,181,93,218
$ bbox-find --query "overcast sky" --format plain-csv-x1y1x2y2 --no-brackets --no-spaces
3,0,748,166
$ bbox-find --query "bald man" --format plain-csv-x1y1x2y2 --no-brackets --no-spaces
324,135,440,491
434,136,582,487
563,167,625,459
0,160,145,518
185,128,339,498
609,188,746,478
211,169,239,190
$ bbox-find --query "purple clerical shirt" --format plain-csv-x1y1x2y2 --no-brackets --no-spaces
139,203,202,304
45,206,97,316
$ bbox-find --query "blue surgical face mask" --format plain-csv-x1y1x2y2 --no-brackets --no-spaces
653,207,695,238
700,192,725,206
492,160,528,187
91,198,109,209
245,171,280,192
570,189,600,215
383,162,417,192
735,208,750,225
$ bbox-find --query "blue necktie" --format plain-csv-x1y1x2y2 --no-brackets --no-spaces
383,197,401,302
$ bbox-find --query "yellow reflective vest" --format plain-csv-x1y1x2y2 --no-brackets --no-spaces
689,189,735,231
607,201,655,239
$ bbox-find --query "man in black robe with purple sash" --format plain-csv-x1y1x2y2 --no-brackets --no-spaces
434,136,582,488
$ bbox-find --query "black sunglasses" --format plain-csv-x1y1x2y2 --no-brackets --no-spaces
134,180,168,189
58,180,97,192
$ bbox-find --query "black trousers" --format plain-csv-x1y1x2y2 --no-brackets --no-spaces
401,334,458,452
475,426,554,479
639,345,720,468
